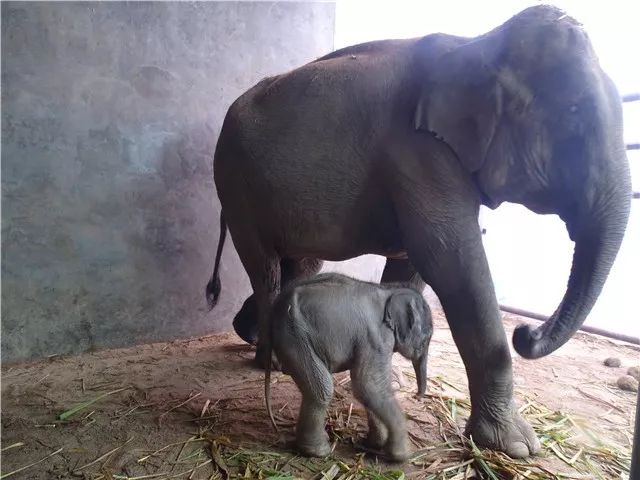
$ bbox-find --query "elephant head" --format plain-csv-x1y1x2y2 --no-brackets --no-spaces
385,291,433,396
415,5,631,359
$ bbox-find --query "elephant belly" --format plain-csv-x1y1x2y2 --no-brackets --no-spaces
270,190,404,261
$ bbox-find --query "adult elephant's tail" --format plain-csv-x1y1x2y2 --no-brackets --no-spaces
206,210,227,310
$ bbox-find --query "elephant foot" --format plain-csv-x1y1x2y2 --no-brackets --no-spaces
296,439,331,458
384,440,409,463
364,431,387,451
364,414,388,450
466,403,541,458
358,432,408,463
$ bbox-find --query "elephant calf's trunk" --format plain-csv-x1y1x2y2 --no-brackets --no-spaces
413,354,428,397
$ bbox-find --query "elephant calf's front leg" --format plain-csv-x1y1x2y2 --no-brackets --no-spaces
364,411,388,450
352,364,409,462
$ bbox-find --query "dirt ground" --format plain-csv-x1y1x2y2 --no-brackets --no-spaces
1,309,637,479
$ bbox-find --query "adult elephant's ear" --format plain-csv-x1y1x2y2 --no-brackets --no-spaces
414,37,504,174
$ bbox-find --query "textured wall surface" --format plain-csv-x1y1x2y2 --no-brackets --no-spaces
1,1,336,362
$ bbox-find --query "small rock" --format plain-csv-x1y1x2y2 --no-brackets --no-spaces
616,375,638,392
627,366,640,381
603,357,621,367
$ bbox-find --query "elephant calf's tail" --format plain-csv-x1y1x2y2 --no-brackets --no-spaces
205,211,226,310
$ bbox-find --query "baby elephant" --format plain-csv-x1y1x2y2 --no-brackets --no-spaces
264,273,433,462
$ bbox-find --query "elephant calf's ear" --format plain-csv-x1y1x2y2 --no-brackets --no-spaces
383,301,395,330
384,293,416,341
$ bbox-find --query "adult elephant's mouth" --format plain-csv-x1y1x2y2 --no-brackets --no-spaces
472,172,502,210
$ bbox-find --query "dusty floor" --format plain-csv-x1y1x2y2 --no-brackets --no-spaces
1,310,637,479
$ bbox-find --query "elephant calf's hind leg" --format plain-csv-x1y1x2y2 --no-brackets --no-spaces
288,352,334,457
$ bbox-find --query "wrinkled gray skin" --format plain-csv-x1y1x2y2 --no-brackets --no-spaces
206,6,631,458
264,273,433,461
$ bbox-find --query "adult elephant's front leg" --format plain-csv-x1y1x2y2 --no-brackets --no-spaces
406,227,540,458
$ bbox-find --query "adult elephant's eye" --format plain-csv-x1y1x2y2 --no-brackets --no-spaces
562,102,587,135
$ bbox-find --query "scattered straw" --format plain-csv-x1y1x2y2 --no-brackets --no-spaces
401,374,632,479
4,357,632,479
159,391,201,421
200,398,211,418
58,387,130,420
0,447,63,479
346,402,354,429
138,437,205,464
210,439,230,479
74,437,134,473
0,443,25,453
575,386,625,413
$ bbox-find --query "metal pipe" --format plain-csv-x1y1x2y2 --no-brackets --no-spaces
499,304,640,345
622,93,640,103
629,390,640,480
631,388,639,480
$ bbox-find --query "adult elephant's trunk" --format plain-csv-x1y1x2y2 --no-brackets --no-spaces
513,184,631,359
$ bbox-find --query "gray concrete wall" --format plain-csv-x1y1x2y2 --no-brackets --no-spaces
1,1,336,362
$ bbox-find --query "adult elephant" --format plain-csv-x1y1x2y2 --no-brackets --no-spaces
206,6,631,458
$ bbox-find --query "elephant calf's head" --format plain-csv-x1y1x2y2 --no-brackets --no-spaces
384,291,433,396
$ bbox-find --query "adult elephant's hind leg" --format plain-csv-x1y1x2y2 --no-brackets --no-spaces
231,258,322,347
252,261,282,368
227,228,281,367
405,224,540,458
